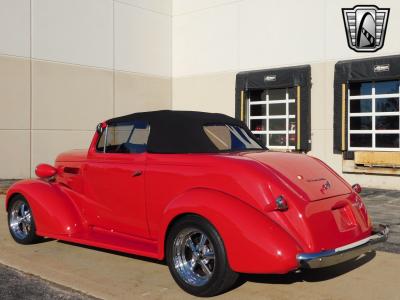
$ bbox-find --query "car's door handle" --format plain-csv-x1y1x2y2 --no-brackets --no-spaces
132,170,143,177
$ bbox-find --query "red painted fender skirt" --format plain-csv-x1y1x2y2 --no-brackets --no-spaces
6,180,85,236
159,188,301,274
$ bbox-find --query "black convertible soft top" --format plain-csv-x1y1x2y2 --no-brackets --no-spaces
106,110,263,153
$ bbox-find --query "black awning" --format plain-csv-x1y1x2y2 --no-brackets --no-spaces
236,65,311,90
335,54,400,83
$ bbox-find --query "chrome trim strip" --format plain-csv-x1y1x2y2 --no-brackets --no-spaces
297,224,389,269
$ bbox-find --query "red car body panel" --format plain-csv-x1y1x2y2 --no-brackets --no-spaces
5,129,373,274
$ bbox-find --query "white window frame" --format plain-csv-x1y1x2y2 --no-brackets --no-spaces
348,81,400,151
247,88,296,150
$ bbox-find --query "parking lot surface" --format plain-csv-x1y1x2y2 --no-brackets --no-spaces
0,191,400,300
361,188,400,253
0,264,95,300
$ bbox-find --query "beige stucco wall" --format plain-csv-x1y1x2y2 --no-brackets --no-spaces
173,72,236,116
0,55,172,179
0,0,172,178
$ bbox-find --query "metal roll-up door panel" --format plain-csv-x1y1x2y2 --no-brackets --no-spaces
334,54,400,154
235,65,311,152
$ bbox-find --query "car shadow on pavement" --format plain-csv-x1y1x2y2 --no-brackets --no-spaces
57,239,376,289
57,240,166,265
240,251,376,286
51,240,379,296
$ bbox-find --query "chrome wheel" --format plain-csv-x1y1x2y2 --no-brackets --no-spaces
9,200,33,240
172,228,216,287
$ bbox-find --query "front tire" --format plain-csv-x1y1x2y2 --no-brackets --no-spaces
8,195,42,244
166,215,238,297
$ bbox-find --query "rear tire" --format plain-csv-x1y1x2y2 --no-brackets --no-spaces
7,195,42,245
166,215,238,297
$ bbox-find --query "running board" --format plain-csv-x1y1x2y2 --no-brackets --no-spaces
38,227,160,259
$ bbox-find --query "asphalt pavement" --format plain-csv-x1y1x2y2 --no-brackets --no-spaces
0,264,95,300
361,188,400,253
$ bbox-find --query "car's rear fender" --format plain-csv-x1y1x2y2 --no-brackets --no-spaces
6,180,86,236
159,188,301,274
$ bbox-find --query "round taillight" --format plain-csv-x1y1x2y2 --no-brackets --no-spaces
35,164,58,178
352,183,362,194
275,195,288,211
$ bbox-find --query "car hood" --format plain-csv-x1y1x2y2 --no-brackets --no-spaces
238,151,352,201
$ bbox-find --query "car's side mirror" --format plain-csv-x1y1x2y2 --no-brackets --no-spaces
35,164,58,178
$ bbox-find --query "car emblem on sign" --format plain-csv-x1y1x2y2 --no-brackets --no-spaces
342,5,390,52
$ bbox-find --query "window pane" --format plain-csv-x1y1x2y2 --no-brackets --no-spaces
349,82,372,96
375,116,399,130
250,119,266,131
109,125,134,146
350,116,372,130
375,98,399,112
250,104,266,116
269,119,286,131
269,134,286,146
248,87,297,150
350,99,372,113
254,134,266,146
100,121,151,153
204,125,262,150
288,118,296,131
268,88,286,101
350,134,372,147
269,103,285,115
289,102,296,115
375,80,399,95
130,127,150,144
249,89,264,102
289,134,296,146
376,134,400,148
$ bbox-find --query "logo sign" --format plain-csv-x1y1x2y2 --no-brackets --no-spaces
342,5,390,52
374,64,390,72
264,75,276,82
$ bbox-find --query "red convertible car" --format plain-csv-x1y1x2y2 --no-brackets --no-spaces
6,110,388,296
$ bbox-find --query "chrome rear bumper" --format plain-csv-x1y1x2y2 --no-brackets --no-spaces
297,224,389,269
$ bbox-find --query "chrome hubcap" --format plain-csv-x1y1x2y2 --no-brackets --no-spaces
172,228,216,287
9,200,32,240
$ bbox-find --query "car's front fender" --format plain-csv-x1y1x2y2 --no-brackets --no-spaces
159,188,301,274
6,180,85,236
